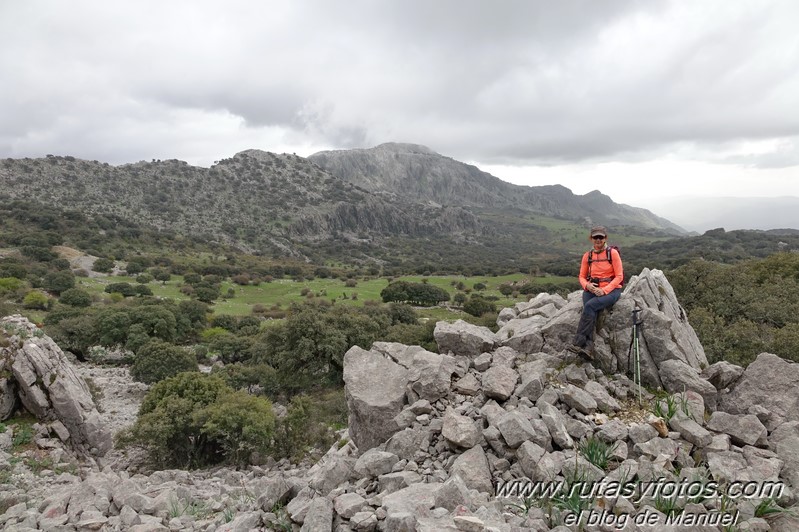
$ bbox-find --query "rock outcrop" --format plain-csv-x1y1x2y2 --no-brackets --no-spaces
500,268,708,391
0,315,112,456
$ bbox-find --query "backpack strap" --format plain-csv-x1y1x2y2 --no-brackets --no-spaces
587,247,621,287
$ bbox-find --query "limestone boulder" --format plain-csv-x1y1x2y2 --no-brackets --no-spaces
343,346,409,452
434,319,498,358
405,350,456,403
718,353,799,423
1,315,112,455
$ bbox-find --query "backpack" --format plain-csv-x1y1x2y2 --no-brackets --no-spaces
587,245,623,287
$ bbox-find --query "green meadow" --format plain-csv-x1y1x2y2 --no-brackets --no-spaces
77,272,574,318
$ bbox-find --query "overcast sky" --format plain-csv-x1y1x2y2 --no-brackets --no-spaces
1,0,797,215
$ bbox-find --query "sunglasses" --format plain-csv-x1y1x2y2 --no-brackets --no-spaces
592,235,606,240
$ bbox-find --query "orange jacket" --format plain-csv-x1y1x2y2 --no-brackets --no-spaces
579,246,623,294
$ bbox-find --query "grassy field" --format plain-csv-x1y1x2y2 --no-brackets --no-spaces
77,272,574,317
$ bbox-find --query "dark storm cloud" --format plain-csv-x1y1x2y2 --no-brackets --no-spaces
0,0,798,171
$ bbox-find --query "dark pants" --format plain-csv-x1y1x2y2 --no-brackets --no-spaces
573,288,622,348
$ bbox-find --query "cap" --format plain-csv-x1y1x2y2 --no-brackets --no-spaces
590,226,608,237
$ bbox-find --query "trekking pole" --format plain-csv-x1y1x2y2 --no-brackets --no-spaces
631,305,643,405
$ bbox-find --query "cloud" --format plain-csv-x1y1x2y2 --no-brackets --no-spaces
1,0,798,171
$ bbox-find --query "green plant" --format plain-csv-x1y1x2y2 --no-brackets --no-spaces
754,498,796,519
504,495,538,517
222,507,235,523
685,467,713,505
578,436,617,471
118,372,275,469
24,454,55,475
652,393,685,423
653,492,682,518
130,339,198,384
195,390,276,466
167,497,210,519
12,424,34,448
541,462,595,526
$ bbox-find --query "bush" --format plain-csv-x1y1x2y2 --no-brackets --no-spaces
252,303,391,395
271,393,344,460
0,277,27,299
209,332,252,364
463,295,497,317
134,284,153,296
59,287,92,307
195,390,276,466
388,303,418,325
135,273,153,284
380,281,449,306
118,373,228,467
43,270,75,295
211,363,279,395
130,339,199,384
105,282,136,297
92,258,115,273
23,290,49,309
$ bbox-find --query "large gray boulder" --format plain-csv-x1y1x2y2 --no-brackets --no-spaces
0,315,112,455
718,352,799,423
405,350,456,403
434,319,498,358
343,346,409,452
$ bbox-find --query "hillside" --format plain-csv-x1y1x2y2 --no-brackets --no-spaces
0,152,479,257
0,147,685,273
309,142,685,234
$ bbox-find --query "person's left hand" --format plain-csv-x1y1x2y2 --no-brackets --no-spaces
592,286,604,296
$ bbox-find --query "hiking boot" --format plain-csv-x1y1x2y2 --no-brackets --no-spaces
566,344,594,361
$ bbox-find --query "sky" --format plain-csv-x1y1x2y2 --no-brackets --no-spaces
1,0,797,226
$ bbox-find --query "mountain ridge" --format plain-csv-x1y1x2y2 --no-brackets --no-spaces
0,146,686,271
309,142,685,234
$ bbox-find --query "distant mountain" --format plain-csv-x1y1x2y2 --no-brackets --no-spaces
0,152,480,258
636,196,799,233
0,146,687,272
309,142,685,235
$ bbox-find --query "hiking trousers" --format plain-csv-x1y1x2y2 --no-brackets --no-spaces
573,288,622,348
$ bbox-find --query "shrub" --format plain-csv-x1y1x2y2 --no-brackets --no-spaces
211,363,279,396
380,281,449,306
23,290,49,310
271,393,342,461
92,258,115,273
105,282,136,297
59,287,92,307
119,373,228,467
130,339,199,384
231,274,250,286
209,332,252,364
134,284,153,296
43,270,75,295
388,303,418,325
119,373,275,468
194,391,276,466
463,295,497,317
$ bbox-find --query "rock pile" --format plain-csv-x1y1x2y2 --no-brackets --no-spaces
1,269,798,531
